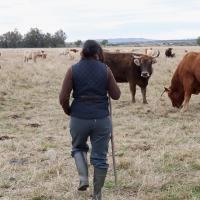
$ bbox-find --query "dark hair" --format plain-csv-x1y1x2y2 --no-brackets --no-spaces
82,40,104,62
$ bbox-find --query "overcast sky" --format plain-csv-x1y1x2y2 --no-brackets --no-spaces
0,0,200,42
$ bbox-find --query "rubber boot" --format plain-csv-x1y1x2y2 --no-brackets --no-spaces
74,151,89,191
92,167,107,200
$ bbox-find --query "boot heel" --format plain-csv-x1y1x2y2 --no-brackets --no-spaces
74,152,89,191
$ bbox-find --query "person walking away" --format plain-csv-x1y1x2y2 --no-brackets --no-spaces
59,39,121,199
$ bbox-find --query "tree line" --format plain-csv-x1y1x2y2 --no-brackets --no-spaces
0,28,67,48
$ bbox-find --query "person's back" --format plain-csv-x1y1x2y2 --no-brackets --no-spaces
59,39,121,200
71,59,109,119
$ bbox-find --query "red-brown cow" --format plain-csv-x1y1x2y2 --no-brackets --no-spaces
162,52,200,111
103,52,159,103
70,49,79,53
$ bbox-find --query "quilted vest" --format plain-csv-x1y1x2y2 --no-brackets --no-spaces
70,59,109,119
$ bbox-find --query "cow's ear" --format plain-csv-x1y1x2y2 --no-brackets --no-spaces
152,59,157,64
134,59,140,66
164,87,171,93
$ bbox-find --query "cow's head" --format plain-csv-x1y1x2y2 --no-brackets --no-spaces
133,53,158,78
161,87,184,108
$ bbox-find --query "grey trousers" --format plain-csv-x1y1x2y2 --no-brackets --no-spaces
69,116,112,169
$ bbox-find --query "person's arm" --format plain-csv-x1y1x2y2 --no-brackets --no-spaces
107,66,121,100
59,66,73,115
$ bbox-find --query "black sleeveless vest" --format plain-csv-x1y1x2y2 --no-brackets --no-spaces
70,59,109,119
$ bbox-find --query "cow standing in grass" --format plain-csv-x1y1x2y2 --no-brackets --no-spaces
103,52,159,103
24,51,40,63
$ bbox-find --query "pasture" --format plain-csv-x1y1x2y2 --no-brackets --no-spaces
1,46,200,200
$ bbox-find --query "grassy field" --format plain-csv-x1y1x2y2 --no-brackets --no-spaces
1,46,200,200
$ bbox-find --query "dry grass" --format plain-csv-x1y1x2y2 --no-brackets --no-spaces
1,46,200,200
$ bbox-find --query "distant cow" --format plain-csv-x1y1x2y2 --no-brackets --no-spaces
162,52,200,111
165,48,173,58
24,51,40,63
37,50,44,57
70,49,78,53
121,50,135,53
115,49,121,53
59,49,69,56
171,53,176,58
145,48,152,54
67,51,75,60
103,52,159,103
42,53,47,59
114,49,135,53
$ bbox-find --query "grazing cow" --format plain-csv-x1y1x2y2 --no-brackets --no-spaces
67,51,75,60
162,52,200,111
165,48,173,57
24,51,40,63
37,50,43,57
59,49,69,56
103,52,159,103
70,49,78,53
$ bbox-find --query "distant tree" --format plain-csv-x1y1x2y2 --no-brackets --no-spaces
197,37,200,45
74,40,82,47
23,28,45,47
0,28,68,48
0,28,23,48
101,39,108,47
53,29,67,47
44,32,54,47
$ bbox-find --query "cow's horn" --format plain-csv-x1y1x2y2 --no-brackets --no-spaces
133,55,140,59
152,50,160,58
160,89,166,97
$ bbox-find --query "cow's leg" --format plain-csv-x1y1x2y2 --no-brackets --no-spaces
129,83,136,103
141,87,147,104
181,79,193,111
182,92,192,111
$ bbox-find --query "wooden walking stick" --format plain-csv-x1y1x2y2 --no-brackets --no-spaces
108,95,119,189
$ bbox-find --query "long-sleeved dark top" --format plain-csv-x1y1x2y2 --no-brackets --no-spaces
59,65,121,116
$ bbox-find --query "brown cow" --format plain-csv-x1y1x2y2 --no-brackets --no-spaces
165,48,173,57
42,53,47,59
103,52,159,103
162,52,200,111
70,49,78,53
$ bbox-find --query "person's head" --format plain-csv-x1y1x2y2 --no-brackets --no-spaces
81,40,104,62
